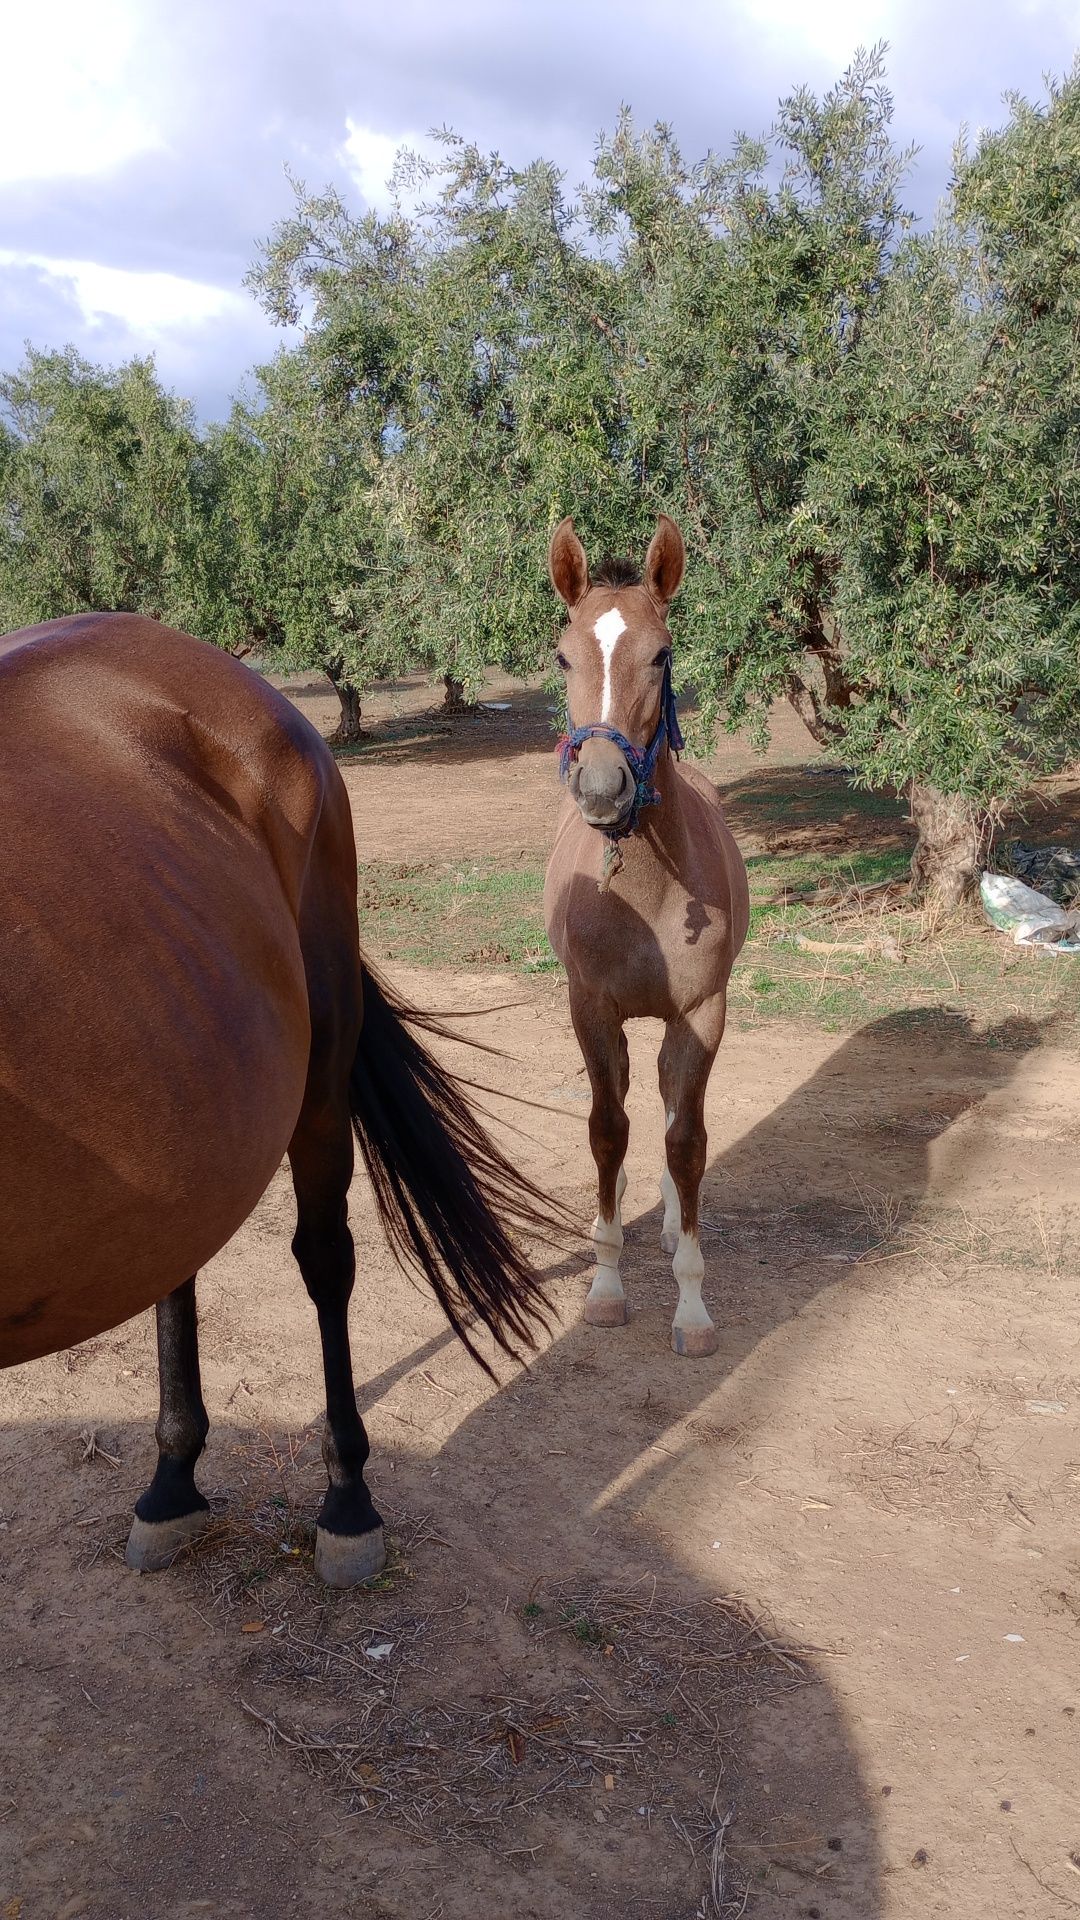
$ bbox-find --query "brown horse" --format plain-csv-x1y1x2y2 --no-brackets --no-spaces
544,517,749,1356
0,613,555,1583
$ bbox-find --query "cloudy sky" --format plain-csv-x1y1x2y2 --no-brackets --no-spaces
1,0,1077,421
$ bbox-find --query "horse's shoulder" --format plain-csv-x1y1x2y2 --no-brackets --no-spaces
676,763,724,811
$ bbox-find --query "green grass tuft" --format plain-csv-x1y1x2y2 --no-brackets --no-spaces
356,842,1080,1039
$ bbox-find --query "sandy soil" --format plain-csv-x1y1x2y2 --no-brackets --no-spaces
3,674,1079,1920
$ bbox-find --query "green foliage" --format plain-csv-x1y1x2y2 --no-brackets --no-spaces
249,142,635,696
0,347,206,632
202,342,411,689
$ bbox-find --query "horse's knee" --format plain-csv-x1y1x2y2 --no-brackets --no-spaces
666,1114,706,1199
589,1106,629,1180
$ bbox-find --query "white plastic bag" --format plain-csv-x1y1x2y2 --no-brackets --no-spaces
980,872,1079,951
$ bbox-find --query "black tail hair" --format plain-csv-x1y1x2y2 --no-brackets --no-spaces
349,961,567,1373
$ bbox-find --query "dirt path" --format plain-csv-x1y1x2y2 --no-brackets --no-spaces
4,677,1080,1918
283,670,842,865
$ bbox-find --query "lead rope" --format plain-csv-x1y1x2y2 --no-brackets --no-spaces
599,837,624,891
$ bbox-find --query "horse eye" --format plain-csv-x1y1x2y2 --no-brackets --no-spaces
556,653,570,671
653,649,671,668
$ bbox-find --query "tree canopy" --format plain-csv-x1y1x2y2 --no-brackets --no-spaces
2,50,1078,894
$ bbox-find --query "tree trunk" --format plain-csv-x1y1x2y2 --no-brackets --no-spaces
442,674,476,714
325,659,363,744
783,674,845,748
909,783,989,908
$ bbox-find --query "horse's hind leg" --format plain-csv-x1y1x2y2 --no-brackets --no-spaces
570,987,630,1327
289,1087,385,1589
658,996,725,1359
126,1277,212,1570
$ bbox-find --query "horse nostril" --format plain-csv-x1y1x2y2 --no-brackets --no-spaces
616,765,629,794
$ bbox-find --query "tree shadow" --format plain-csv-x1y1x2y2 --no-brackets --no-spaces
716,765,910,860
416,994,1043,1915
322,683,562,772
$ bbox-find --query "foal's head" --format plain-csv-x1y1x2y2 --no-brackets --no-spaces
548,515,685,832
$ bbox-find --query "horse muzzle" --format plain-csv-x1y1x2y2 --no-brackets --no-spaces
568,739,634,831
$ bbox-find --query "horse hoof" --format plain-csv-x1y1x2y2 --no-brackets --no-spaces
660,1229,679,1255
583,1295,628,1327
671,1324,719,1359
125,1507,212,1572
315,1524,386,1588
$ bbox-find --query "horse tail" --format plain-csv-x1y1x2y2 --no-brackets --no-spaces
348,961,559,1373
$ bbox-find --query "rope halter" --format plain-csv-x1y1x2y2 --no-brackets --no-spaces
557,657,685,888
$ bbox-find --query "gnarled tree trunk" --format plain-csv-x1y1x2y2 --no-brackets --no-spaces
442,674,476,714
909,784,990,908
325,657,363,744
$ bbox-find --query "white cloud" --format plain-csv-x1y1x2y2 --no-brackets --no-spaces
339,120,441,211
734,0,898,68
2,0,1077,416
0,0,165,183
0,250,239,334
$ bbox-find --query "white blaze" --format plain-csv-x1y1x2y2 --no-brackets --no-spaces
592,607,627,721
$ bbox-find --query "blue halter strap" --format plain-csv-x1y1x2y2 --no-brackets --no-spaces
557,655,685,843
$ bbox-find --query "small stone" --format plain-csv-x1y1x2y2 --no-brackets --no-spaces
881,1784,892,1797
1000,1799,1012,1812
912,1848,929,1868
827,1836,843,1851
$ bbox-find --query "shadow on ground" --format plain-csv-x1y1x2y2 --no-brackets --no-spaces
0,1008,1042,1920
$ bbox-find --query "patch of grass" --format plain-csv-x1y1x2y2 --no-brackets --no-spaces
721,767,910,861
732,899,1080,1037
558,1605,611,1648
359,857,557,970
356,844,1080,1042
745,846,912,937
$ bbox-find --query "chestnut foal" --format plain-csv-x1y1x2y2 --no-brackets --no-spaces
543,517,749,1356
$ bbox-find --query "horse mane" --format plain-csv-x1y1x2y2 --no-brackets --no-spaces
590,556,642,589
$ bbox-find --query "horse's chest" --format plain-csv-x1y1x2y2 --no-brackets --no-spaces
546,867,731,1018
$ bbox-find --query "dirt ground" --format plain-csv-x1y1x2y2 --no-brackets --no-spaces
3,672,1079,1920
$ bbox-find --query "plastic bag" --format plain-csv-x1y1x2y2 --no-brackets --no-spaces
979,872,1080,951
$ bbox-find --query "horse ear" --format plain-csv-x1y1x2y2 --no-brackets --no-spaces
548,518,590,609
643,515,685,607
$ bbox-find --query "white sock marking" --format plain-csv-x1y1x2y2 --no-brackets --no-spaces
593,607,627,721
672,1231,713,1332
588,1164,626,1304
660,1166,680,1247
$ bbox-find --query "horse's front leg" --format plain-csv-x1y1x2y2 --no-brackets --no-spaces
126,1276,212,1569
658,995,726,1358
570,986,630,1327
